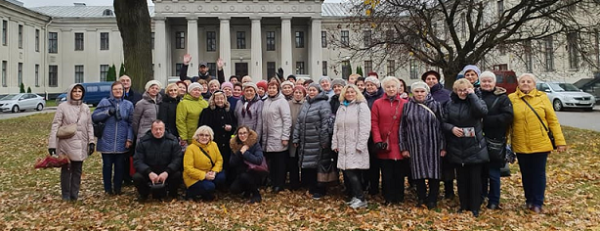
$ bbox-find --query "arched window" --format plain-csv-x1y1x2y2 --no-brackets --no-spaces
102,9,113,16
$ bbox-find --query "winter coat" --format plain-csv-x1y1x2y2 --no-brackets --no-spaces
228,96,239,113
371,94,406,160
229,130,264,173
92,93,134,154
430,83,451,104
176,94,209,143
261,93,292,152
234,95,264,139
288,98,305,158
330,94,341,115
508,88,566,154
399,97,445,179
49,84,95,162
482,87,514,167
198,102,236,163
123,88,142,107
443,93,489,165
133,130,182,177
292,92,332,169
364,87,384,109
158,95,180,138
183,140,224,187
332,99,371,170
133,92,162,140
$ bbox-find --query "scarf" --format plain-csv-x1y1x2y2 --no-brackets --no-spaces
241,95,257,119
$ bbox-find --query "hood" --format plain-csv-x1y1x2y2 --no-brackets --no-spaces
290,98,305,105
340,94,366,104
307,92,329,103
66,83,85,105
267,92,285,101
430,83,445,92
142,91,162,104
229,130,259,154
364,87,384,99
183,93,201,101
494,87,507,96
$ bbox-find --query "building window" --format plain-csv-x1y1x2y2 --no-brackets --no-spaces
341,30,349,46
175,63,183,76
49,32,58,53
363,30,371,47
266,31,275,51
35,29,40,52
295,31,304,48
1,61,6,87
2,20,7,46
100,32,109,50
460,13,467,38
409,60,419,79
102,9,113,16
388,60,397,77
321,31,327,48
151,32,155,49
35,64,39,87
18,25,23,49
207,31,216,52
545,36,554,71
236,31,246,49
322,61,328,76
75,65,84,83
49,65,58,87
267,62,276,78
75,33,84,51
567,32,579,70
100,64,109,81
364,61,372,75
524,40,533,72
175,31,185,49
296,62,305,74
17,63,22,86
207,63,216,77
342,61,350,80
497,0,504,17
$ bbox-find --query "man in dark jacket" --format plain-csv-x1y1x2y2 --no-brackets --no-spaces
119,75,143,186
133,120,182,201
179,54,225,83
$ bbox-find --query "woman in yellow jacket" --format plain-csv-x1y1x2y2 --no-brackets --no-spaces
177,82,209,145
183,125,225,201
508,73,567,213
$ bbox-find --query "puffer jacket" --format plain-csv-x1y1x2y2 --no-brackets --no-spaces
430,83,451,104
176,94,209,143
261,93,292,152
133,92,162,140
508,88,566,154
92,92,134,154
49,84,95,161
332,99,371,170
443,92,489,165
482,87,513,167
288,98,305,158
229,130,264,173
292,92,331,169
134,130,182,177
158,95,180,138
234,95,264,139
371,94,406,160
183,140,224,187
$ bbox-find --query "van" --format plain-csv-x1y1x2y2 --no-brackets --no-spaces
56,82,113,106
492,70,518,94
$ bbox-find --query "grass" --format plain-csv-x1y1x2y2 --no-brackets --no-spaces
1,113,600,230
45,100,57,107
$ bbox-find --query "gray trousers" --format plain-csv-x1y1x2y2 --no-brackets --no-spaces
61,161,83,201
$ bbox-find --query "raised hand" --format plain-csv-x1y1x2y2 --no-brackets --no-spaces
183,54,192,65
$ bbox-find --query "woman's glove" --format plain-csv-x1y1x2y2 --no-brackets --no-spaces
48,148,57,156
88,143,96,155
108,108,116,115
376,142,387,150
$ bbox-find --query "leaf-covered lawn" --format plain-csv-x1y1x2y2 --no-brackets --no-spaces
1,113,599,230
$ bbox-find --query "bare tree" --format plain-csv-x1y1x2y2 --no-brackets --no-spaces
331,0,600,87
114,0,153,92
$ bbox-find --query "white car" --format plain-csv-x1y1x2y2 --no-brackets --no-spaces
0,93,46,113
536,82,596,111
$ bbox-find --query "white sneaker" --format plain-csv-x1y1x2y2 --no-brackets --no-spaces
346,197,359,205
350,199,368,209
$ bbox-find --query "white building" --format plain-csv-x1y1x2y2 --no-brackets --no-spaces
0,0,596,96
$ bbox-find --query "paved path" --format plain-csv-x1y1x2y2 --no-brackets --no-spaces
555,106,600,132
0,107,56,120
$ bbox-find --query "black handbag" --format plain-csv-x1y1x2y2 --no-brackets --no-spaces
486,137,506,162
93,122,105,138
521,98,557,149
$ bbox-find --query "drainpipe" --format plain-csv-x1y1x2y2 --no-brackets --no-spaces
43,16,53,100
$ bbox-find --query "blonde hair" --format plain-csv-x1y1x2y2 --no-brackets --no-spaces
453,79,473,92
166,83,178,92
208,79,221,89
339,84,365,103
193,126,214,142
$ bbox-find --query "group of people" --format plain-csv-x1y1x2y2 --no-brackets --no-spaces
48,56,567,216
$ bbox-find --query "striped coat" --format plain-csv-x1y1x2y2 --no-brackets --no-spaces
399,97,445,179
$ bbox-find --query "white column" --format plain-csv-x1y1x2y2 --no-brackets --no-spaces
186,16,199,77
310,17,323,80
251,17,263,82
281,17,293,78
154,17,168,84
219,16,232,78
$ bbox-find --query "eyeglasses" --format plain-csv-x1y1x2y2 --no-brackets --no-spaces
168,89,178,92
198,134,210,137
457,89,469,93
238,132,248,136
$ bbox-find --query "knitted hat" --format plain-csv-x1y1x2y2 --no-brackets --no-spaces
280,80,295,89
287,75,297,81
256,80,268,90
144,80,162,91
221,81,233,90
411,81,430,93
461,65,481,78
188,82,203,92
308,82,322,92
319,76,332,84
243,82,258,93
293,85,307,96
364,76,381,88
421,70,441,82
331,78,346,87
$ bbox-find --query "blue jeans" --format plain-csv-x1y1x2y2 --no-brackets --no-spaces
517,152,549,207
186,172,226,199
484,166,501,205
102,153,126,193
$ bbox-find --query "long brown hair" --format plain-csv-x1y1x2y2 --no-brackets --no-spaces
234,125,252,144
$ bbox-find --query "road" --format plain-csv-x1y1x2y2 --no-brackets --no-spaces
0,107,56,120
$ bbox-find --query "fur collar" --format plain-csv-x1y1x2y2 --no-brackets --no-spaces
229,130,258,153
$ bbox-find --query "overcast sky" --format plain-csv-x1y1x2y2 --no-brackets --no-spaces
19,0,342,7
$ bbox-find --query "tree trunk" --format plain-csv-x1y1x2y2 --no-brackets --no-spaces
114,0,152,93
442,62,464,89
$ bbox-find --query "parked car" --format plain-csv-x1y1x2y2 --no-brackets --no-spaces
537,82,596,111
0,93,46,113
56,82,112,106
492,70,518,94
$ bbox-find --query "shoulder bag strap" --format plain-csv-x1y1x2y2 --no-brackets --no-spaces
418,103,437,119
388,99,401,137
489,97,500,112
521,98,549,132
198,146,215,168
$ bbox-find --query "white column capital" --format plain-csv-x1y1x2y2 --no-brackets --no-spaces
219,16,231,20
154,16,166,21
250,16,262,21
281,16,293,21
186,16,198,21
